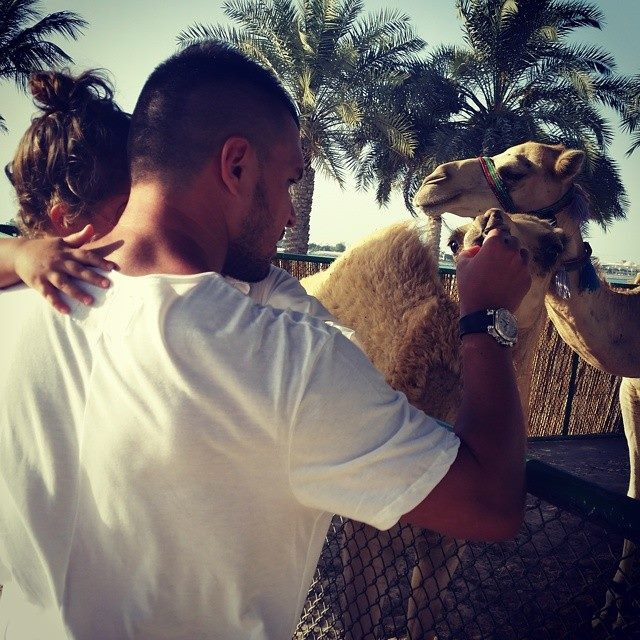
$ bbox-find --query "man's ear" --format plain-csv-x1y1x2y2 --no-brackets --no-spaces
220,137,256,196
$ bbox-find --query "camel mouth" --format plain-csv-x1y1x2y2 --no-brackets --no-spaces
470,219,509,248
414,192,461,211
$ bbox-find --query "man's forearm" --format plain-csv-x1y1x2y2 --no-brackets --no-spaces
454,333,527,517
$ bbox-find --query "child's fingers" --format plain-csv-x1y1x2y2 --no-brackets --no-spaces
49,272,94,306
61,259,111,289
68,249,115,272
38,280,70,315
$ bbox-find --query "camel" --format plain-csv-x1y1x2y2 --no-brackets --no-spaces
413,140,640,631
300,209,568,639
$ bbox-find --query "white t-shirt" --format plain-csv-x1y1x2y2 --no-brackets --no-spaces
0,267,459,639
225,266,331,316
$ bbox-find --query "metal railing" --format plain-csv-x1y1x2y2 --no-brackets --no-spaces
0,223,19,237
294,459,640,640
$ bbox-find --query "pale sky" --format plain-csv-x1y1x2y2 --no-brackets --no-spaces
0,0,638,262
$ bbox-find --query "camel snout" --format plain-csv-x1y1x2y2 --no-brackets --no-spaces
478,208,510,237
420,169,448,186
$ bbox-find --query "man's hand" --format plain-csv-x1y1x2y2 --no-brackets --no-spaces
455,228,532,316
14,225,116,314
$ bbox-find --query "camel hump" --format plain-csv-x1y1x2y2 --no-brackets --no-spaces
341,221,440,279
301,221,442,301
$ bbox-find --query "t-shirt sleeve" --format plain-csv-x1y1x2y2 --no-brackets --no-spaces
0,557,9,584
258,267,361,344
259,267,336,321
288,333,460,531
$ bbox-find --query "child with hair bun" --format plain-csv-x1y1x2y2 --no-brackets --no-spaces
0,69,130,312
0,69,335,322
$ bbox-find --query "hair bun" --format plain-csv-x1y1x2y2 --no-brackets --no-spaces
28,69,114,114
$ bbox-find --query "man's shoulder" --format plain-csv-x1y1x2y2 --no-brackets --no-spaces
163,270,335,341
0,282,49,322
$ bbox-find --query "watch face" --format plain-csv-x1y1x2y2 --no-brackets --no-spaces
494,308,518,341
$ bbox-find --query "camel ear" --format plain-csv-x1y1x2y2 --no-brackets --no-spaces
555,150,585,180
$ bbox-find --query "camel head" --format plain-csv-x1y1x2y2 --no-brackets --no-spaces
448,209,567,327
414,142,585,221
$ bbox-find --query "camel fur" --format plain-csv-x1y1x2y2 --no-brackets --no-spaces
300,210,567,638
414,140,640,631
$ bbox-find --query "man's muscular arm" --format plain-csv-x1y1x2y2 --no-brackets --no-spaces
402,229,531,541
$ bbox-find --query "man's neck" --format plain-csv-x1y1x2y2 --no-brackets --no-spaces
87,183,228,276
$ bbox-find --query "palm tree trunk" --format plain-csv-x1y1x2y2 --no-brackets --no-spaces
282,166,315,254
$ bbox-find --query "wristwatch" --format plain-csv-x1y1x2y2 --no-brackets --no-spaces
459,308,518,347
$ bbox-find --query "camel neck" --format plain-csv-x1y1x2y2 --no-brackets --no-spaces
512,311,549,424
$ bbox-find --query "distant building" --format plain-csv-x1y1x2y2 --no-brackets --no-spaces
600,261,640,285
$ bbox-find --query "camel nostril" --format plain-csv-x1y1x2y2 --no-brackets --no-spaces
481,208,509,236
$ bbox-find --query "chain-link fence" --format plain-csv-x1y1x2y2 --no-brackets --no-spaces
294,459,640,640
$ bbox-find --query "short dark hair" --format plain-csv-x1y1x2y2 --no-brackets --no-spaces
128,40,299,183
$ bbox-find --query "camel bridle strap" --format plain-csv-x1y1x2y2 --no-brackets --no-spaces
530,186,576,221
562,242,592,272
478,156,517,212
553,241,599,299
477,156,575,221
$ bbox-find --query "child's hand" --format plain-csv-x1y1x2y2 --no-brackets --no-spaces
14,225,116,314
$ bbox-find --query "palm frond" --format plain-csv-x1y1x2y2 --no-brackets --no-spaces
0,11,86,89
627,131,640,156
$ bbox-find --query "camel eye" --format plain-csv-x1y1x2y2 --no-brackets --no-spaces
448,239,460,255
499,167,525,182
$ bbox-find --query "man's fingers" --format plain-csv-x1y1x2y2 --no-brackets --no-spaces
457,244,481,260
483,229,520,251
49,272,94,306
62,224,94,248
62,258,111,288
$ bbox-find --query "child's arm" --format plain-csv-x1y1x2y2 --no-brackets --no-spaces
0,225,116,314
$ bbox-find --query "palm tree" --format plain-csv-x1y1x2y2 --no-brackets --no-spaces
623,74,640,155
362,0,632,246
344,60,465,256
348,60,462,211
178,0,424,253
0,0,87,130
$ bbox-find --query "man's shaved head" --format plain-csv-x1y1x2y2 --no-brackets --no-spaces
128,40,300,184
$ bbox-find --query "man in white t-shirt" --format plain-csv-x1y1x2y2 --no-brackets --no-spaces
0,41,532,639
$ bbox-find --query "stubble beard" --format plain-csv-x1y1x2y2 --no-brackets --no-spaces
222,178,274,283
